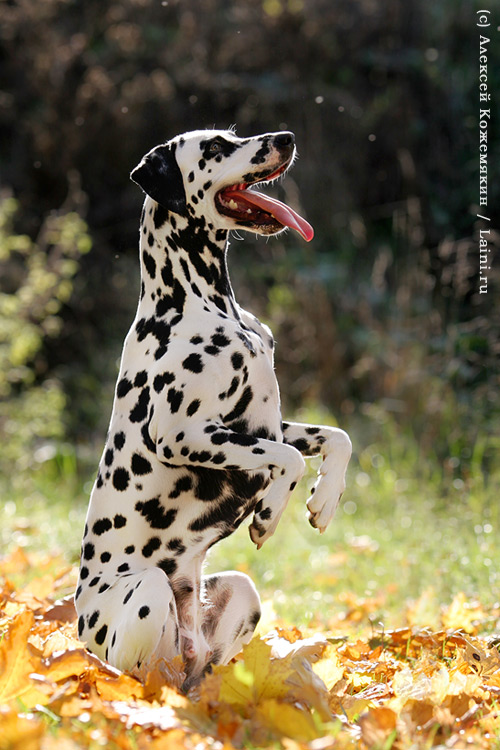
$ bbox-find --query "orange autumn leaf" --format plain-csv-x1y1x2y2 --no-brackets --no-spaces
93,671,144,702
0,708,44,750
0,611,48,708
359,706,397,747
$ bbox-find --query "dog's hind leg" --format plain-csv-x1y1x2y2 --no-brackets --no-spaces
79,568,180,674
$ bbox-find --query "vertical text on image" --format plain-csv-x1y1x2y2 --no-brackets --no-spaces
476,9,493,294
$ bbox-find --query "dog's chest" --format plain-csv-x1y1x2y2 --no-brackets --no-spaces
210,315,277,424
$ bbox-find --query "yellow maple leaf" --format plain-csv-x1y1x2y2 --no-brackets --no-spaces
312,645,344,690
256,698,324,742
0,611,48,708
218,638,294,706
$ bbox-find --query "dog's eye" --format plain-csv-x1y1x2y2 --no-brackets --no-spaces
209,139,224,154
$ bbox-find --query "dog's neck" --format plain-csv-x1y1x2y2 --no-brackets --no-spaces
138,197,240,320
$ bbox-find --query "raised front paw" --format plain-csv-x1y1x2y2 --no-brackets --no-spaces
305,432,352,533
249,500,281,549
306,473,345,533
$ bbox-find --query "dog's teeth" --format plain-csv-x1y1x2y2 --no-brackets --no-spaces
229,199,238,210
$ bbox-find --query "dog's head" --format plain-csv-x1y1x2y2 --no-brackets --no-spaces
131,129,313,241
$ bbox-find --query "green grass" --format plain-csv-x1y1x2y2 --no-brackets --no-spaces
1,408,498,632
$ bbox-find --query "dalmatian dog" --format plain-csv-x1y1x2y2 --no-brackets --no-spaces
75,128,352,689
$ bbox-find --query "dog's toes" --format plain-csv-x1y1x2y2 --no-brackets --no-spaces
306,482,344,533
249,520,266,548
307,510,326,533
307,509,317,528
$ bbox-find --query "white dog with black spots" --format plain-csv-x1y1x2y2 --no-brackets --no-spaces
76,128,352,690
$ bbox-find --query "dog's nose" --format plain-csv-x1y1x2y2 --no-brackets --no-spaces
273,132,295,151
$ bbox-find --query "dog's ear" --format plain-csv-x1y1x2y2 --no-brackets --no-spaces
130,144,187,216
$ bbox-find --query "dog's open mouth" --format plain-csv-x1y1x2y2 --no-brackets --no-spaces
215,163,314,242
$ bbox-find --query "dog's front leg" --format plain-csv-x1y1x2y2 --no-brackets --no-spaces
282,421,352,533
157,420,306,548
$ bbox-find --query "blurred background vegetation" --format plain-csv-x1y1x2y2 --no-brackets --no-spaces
0,0,499,623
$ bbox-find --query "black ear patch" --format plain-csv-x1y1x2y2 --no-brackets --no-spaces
131,144,187,216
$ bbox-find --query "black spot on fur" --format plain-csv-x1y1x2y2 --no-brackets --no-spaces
167,537,186,555
223,386,253,423
186,399,200,416
167,387,184,413
228,432,258,446
231,352,244,370
95,624,108,645
157,558,178,576
92,518,112,535
291,438,310,453
114,432,126,450
212,332,230,348
104,449,114,466
134,370,148,388
210,431,229,445
112,467,130,491
88,610,100,629
131,452,153,475
142,536,161,557
153,371,175,393
154,204,170,229
100,552,111,563
143,250,156,278
129,387,150,423
189,450,212,463
182,353,203,373
135,497,178,529
83,542,95,561
169,475,192,498
250,609,261,628
117,378,133,398
114,514,127,528
139,606,150,619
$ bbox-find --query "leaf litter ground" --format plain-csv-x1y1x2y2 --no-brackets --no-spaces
1,548,500,750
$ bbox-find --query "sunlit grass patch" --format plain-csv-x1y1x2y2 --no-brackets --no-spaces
1,408,498,637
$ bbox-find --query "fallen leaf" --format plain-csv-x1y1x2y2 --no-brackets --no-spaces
442,592,484,634
311,645,344,690
359,706,397,747
218,638,294,706
43,596,77,623
256,698,323,742
0,611,47,708
0,707,44,750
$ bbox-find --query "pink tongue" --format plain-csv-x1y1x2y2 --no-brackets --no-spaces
225,189,314,242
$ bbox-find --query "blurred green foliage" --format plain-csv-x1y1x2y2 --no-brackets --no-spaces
0,198,91,479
